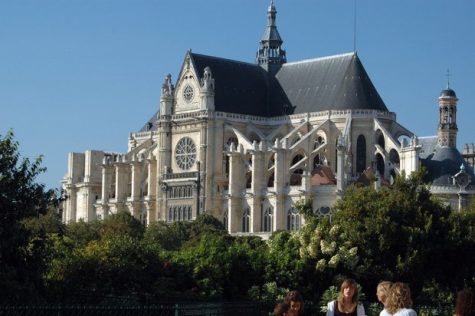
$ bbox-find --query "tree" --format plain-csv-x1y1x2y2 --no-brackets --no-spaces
328,173,453,298
0,130,58,303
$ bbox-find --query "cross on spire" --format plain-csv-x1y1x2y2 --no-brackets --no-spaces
446,68,451,89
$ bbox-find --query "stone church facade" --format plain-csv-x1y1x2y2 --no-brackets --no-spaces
62,2,474,234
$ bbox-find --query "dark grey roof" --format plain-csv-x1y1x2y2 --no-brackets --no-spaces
422,146,475,186
190,53,270,117
418,136,438,159
139,112,158,132
139,51,391,130
274,53,389,113
440,88,456,98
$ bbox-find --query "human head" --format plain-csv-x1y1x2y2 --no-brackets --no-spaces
454,288,475,316
377,281,393,305
338,278,359,304
386,282,413,314
284,290,304,314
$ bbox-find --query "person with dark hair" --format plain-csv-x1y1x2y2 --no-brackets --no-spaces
377,281,393,316
326,279,365,316
385,282,417,316
274,302,290,316
454,288,475,316
284,290,305,315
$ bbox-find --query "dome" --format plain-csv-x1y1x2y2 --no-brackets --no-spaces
422,146,475,186
439,88,456,98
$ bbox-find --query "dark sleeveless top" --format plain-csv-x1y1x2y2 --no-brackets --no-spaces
333,301,357,316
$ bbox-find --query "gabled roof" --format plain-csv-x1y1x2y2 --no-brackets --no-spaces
275,53,388,113
139,51,390,131
189,52,389,117
190,53,270,117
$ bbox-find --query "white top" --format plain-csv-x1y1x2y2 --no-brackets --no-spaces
393,308,417,316
326,300,365,316
379,309,391,316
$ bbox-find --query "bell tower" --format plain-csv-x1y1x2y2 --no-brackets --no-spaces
256,0,286,74
437,82,458,148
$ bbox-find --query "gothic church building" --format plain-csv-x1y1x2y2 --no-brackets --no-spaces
62,2,474,234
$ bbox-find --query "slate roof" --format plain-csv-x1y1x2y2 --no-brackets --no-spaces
139,51,389,130
418,136,438,159
190,53,270,117
275,53,388,113
422,146,475,186
187,52,388,118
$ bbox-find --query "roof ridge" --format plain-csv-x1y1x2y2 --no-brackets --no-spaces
190,52,259,67
283,52,355,66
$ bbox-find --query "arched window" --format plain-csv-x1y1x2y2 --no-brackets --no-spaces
376,131,385,149
168,208,173,222
242,208,250,232
356,135,366,173
287,208,301,231
246,172,252,189
315,206,331,217
267,174,275,187
290,154,304,186
376,153,385,176
187,206,192,220
262,207,273,232
389,149,400,165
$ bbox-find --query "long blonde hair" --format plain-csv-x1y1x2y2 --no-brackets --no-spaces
377,281,393,305
386,282,413,314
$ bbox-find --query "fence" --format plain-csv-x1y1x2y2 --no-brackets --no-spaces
0,302,453,316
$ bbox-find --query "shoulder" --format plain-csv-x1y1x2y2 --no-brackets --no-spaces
379,309,392,316
327,300,336,310
395,308,417,316
356,303,365,316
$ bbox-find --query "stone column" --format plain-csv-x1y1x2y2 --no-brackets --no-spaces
147,154,157,224
228,145,243,233
273,140,286,231
130,158,142,219
101,162,113,218
65,186,77,223
336,137,346,192
251,141,264,232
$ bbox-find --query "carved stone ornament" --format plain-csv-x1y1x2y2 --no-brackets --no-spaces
161,74,174,96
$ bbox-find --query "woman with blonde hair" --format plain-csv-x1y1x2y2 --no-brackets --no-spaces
385,282,417,316
326,279,365,316
377,281,393,316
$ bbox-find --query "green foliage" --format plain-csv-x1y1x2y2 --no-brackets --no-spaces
65,219,102,247
101,211,144,240
0,130,58,303
331,173,453,296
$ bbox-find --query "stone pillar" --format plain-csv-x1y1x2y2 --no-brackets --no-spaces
65,186,77,223
130,158,142,219
115,158,128,212
147,154,157,224
228,145,244,233
251,141,264,232
274,140,286,231
101,162,113,218
200,119,208,215
336,137,346,192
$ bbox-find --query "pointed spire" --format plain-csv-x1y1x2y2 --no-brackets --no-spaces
256,0,286,73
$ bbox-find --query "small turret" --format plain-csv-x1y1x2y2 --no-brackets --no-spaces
256,0,286,73
160,74,174,116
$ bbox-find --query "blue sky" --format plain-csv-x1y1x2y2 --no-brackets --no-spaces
1,0,474,190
